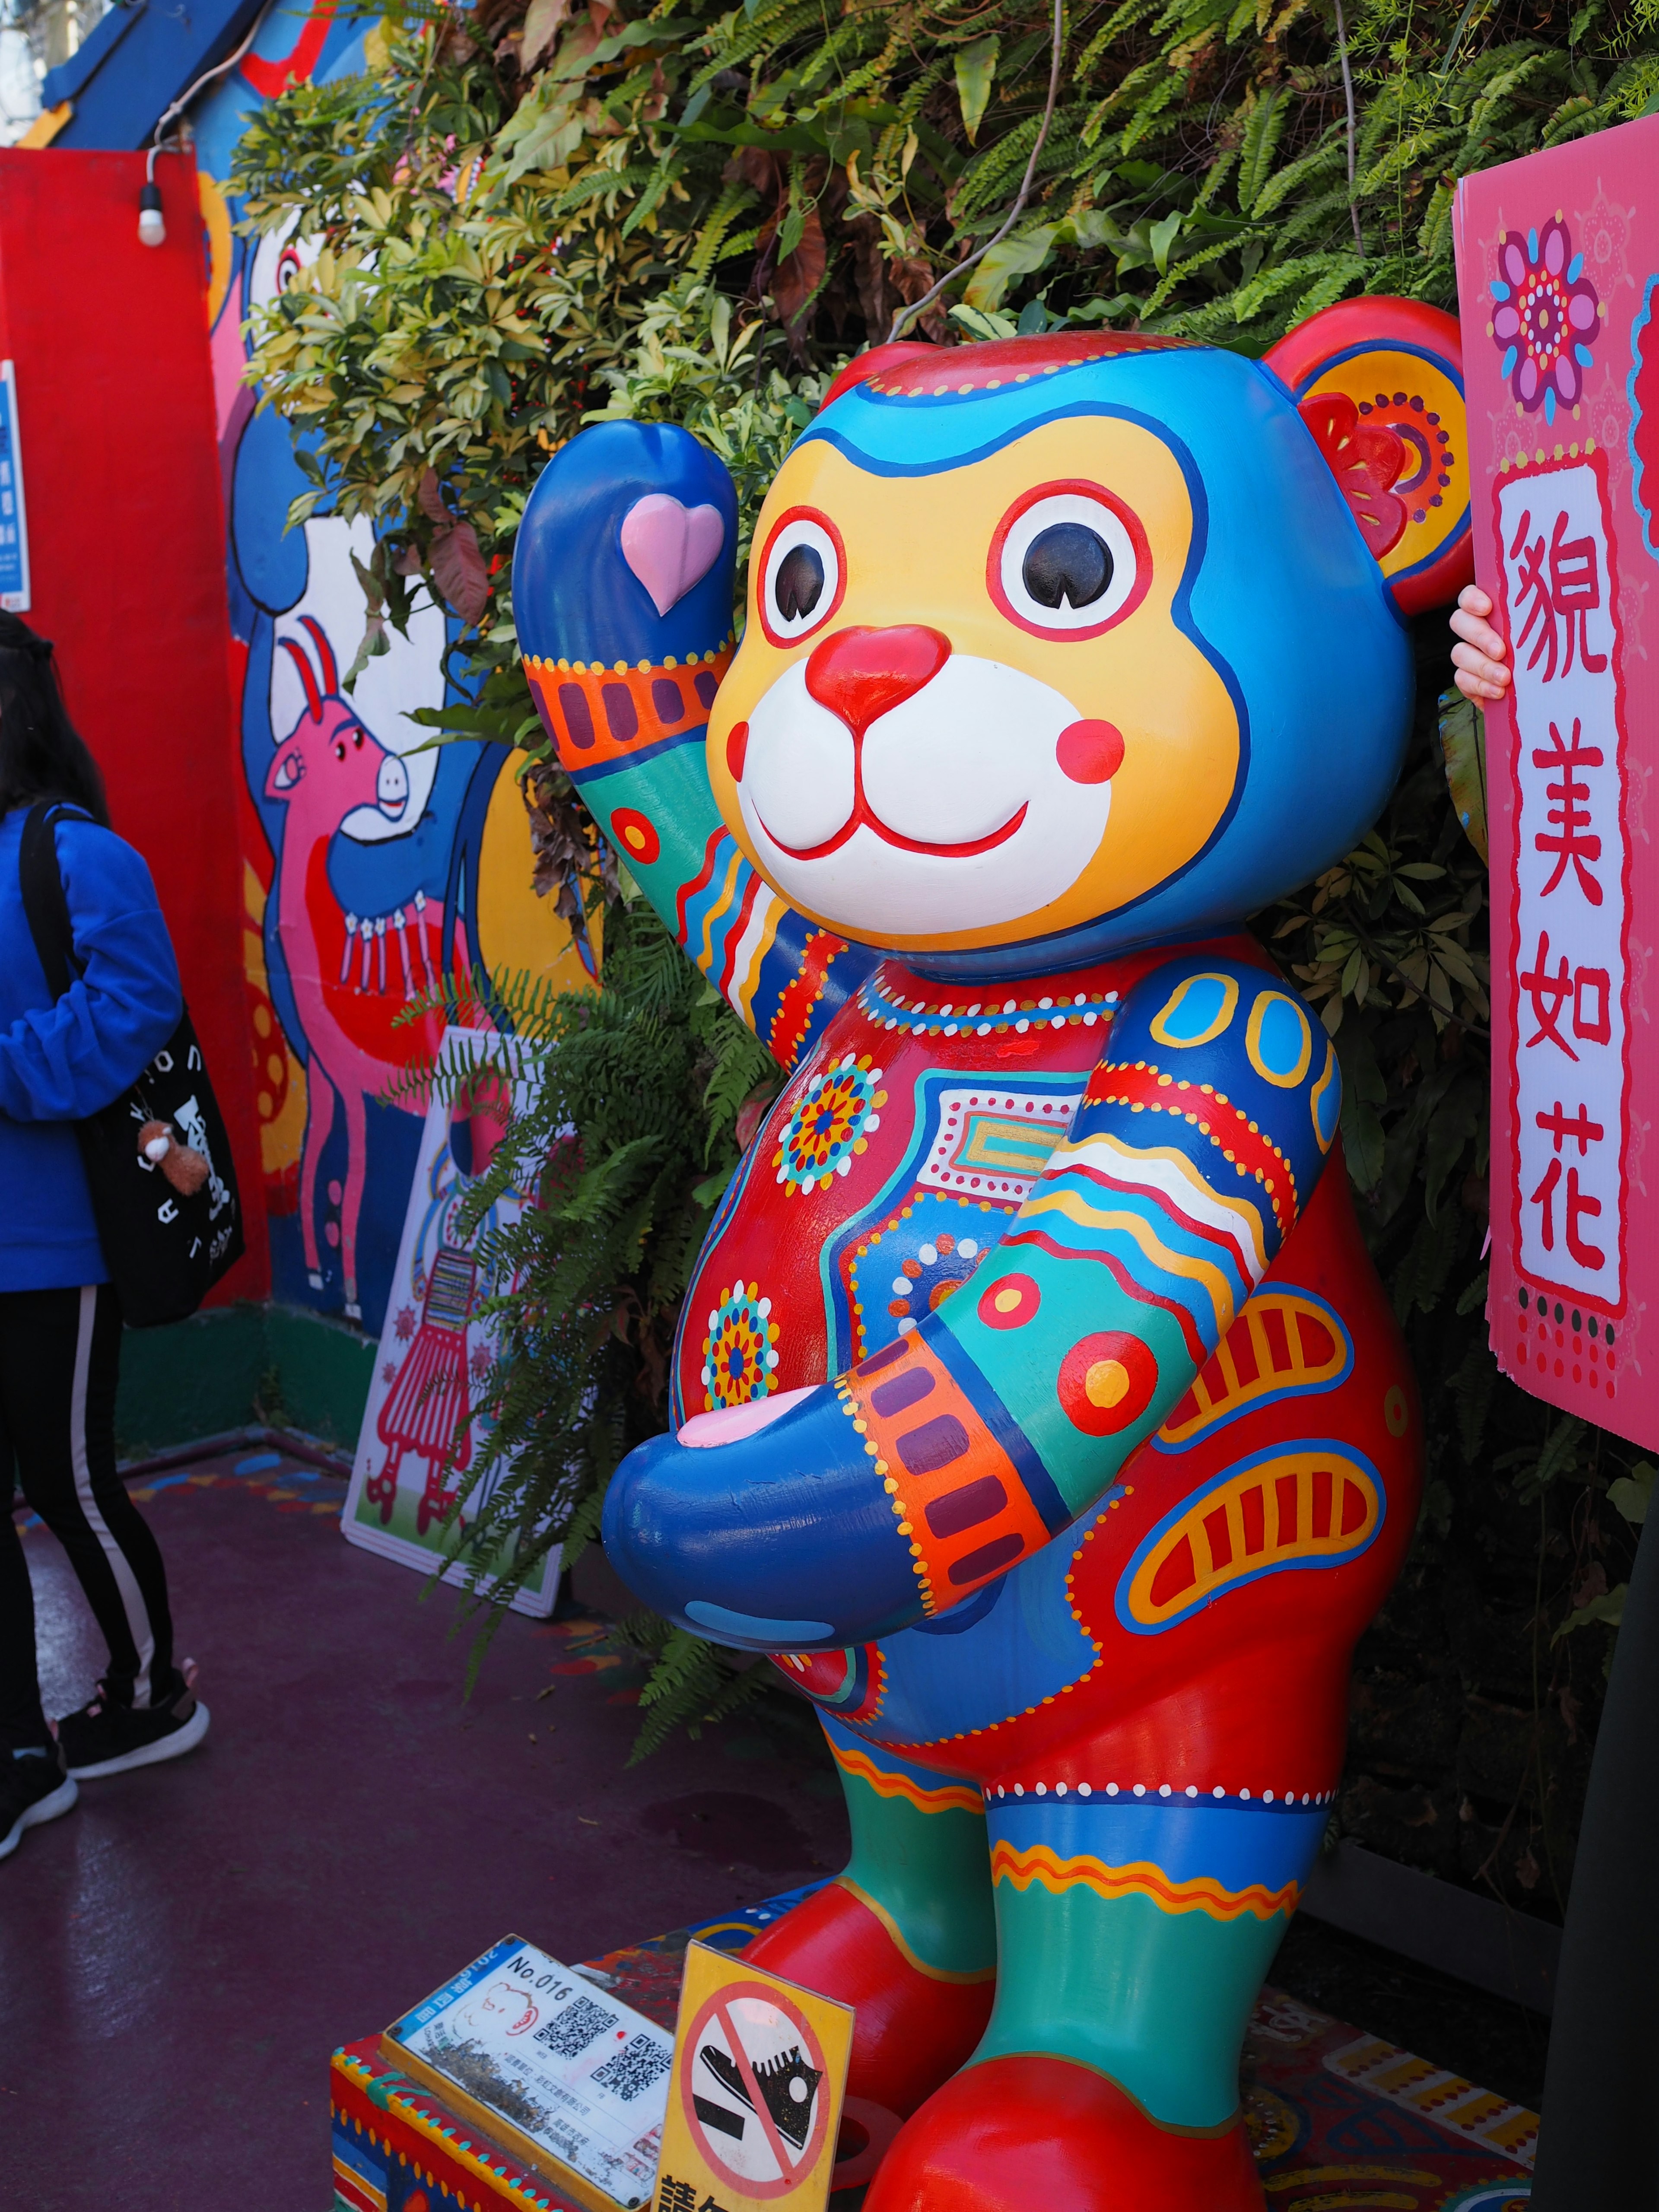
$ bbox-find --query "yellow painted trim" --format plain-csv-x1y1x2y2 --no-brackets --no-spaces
992,1840,1298,1923
1148,972,1238,1050
696,846,743,976
1020,1185,1237,1334
734,888,783,1025
198,168,235,330
835,1878,998,1984
1069,1130,1271,1275
1309,1040,1339,1151
1245,991,1313,1089
18,101,71,149
827,1733,984,1816
1157,1293,1351,1446
1124,1447,1380,1629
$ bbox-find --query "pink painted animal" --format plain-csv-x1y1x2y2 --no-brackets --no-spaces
264,616,417,1318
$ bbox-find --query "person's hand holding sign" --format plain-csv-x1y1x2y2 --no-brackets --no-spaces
1450,582,1513,702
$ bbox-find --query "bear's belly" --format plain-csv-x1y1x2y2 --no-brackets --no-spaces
775,1154,1418,1775
672,955,1152,1423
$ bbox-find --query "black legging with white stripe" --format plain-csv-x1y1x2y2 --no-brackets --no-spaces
0,1284,175,1747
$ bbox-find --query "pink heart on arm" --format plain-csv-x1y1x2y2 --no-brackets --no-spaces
619,493,726,617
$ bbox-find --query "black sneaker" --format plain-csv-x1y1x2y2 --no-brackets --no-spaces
57,1667,210,1780
1,1743,77,1860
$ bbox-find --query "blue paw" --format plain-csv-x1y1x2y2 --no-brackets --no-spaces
599,1389,925,1652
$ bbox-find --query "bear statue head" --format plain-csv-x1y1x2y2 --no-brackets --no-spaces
514,304,1470,978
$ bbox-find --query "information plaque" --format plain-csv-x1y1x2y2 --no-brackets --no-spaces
0,361,32,613
382,1935,675,2212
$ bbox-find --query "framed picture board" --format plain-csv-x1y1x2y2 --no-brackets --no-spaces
342,1026,560,1614
381,1934,674,2212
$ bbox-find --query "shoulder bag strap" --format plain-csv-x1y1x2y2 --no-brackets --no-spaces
18,800,88,1001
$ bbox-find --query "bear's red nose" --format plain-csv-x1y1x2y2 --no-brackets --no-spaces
804,624,951,737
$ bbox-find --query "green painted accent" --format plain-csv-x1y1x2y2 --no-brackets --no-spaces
112,1303,266,1458
114,1301,374,1459
942,1240,1194,1515
264,1303,377,1446
829,1728,997,1978
976,1872,1285,2127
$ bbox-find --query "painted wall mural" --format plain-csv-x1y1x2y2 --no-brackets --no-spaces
187,2,589,1334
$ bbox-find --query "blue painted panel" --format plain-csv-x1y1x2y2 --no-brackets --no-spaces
48,0,264,149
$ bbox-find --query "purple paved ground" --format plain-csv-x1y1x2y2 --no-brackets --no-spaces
2,1453,849,2212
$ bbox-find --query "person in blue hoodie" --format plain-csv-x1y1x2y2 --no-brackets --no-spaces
0,613,208,1865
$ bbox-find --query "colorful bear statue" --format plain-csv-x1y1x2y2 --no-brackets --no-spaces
515,306,1471,2209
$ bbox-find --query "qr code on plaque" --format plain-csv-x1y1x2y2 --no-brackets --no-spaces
535,1994,619,2059
592,2033,672,2103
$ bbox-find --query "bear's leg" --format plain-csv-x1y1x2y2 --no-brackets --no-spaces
865,1784,1326,2209
743,1713,996,2119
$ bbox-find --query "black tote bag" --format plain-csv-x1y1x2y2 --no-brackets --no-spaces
17,801,245,1327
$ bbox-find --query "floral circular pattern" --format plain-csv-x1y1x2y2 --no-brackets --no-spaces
1491,216,1600,425
774,1053,886,1195
700,1280,781,1410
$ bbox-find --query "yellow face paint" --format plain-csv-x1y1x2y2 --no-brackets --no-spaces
708,415,1242,955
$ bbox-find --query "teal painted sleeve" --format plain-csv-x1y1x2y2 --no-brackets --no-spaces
929,955,1341,1522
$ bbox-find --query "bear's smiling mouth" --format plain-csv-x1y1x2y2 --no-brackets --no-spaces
759,796,1030,863
747,687,1033,862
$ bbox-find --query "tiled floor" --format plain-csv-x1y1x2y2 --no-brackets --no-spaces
3,1453,849,2212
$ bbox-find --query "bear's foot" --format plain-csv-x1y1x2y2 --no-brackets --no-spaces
742,1878,993,2120
861,2053,1265,2211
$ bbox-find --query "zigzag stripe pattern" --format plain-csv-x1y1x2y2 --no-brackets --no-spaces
1058,1132,1271,1281
1082,1058,1299,1238
669,827,870,1068
827,1735,984,1815
1014,1182,1247,1344
998,1227,1211,1364
990,1840,1301,1923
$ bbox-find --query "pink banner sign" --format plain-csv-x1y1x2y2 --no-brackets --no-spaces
1456,114,1659,1449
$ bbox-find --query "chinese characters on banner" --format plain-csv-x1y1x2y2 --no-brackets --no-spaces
1456,115,1659,1445
1501,461,1627,1305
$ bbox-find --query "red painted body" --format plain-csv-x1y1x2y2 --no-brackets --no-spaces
0,148,266,1300
683,940,1417,1800
864,2053,1263,2211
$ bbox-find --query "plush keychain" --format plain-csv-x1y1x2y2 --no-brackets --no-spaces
137,1119,210,1197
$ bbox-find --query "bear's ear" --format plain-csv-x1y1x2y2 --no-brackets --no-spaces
1264,297,1473,616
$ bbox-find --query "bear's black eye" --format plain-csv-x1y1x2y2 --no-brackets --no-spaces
1021,522,1112,611
774,543,825,623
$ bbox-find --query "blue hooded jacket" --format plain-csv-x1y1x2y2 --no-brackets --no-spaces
0,808,183,1292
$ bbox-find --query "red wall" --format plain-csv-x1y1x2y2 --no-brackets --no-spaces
0,146,268,1300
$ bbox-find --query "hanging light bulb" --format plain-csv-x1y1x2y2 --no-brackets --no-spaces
138,180,165,248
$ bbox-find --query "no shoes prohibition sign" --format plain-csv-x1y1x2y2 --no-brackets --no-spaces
653,1942,854,2212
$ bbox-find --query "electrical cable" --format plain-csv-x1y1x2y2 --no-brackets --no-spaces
139,0,276,242
148,0,276,179
885,0,1066,345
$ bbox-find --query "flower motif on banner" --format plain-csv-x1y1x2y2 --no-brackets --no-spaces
700,1281,782,1410
773,1053,886,1194
1491,216,1601,424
